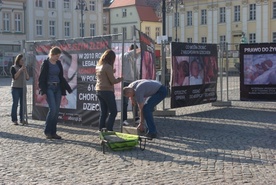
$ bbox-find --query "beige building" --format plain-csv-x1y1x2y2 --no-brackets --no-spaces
0,0,26,76
25,0,103,41
109,0,162,42
165,0,276,48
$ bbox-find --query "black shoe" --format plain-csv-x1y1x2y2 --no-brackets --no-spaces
46,134,53,139
145,132,157,139
52,134,62,139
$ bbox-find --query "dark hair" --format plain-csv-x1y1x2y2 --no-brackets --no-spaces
14,54,24,66
49,46,62,56
97,49,116,66
129,44,139,50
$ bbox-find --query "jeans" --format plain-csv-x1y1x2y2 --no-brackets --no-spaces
143,85,167,134
45,84,61,135
96,91,117,131
123,82,138,121
11,87,23,122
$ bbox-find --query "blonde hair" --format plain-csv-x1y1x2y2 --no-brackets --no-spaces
97,49,116,67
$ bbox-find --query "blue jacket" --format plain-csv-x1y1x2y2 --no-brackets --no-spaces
38,58,72,96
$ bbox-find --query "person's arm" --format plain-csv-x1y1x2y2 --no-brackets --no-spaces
105,65,122,84
137,102,145,132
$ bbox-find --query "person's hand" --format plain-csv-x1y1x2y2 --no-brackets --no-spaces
137,123,145,132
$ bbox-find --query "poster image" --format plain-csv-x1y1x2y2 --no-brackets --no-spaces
170,42,218,108
171,56,190,87
189,57,204,85
240,43,276,101
243,54,276,85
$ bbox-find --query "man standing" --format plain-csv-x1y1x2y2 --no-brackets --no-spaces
123,80,167,139
121,44,141,126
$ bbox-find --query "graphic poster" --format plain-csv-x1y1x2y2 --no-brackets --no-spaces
170,42,218,108
32,36,111,126
138,30,156,80
240,43,276,101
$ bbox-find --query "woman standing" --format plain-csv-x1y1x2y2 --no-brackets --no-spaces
96,49,123,131
10,54,30,125
38,47,72,139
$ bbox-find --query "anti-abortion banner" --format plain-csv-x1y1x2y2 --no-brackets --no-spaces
240,43,276,101
138,30,156,80
32,36,111,126
170,42,218,108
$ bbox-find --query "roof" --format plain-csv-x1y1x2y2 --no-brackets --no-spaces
136,6,160,22
109,0,147,8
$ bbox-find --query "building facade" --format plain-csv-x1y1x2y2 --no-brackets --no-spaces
25,0,103,41
165,0,276,48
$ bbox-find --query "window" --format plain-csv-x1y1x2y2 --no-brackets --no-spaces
145,27,150,36
113,28,118,40
64,0,70,9
155,27,160,39
201,37,207,43
35,0,43,7
187,38,192,43
219,35,226,50
14,13,22,32
249,33,256,43
49,20,55,37
48,0,56,9
122,27,127,39
273,2,276,18
219,7,226,23
201,9,207,25
64,21,70,37
80,23,85,37
234,5,240,22
273,32,276,42
249,4,256,20
3,13,10,32
36,20,43,36
174,12,179,27
122,9,127,17
89,1,95,11
90,23,96,36
187,11,192,26
220,35,226,43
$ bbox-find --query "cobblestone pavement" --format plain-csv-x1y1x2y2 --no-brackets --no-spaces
0,77,275,185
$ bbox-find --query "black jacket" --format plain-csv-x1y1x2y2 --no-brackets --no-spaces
38,58,72,96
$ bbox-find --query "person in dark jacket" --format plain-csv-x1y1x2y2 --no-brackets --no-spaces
38,46,72,139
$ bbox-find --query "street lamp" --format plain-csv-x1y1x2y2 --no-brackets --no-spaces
75,0,88,37
169,0,184,42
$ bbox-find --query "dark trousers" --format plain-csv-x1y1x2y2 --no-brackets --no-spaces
96,90,117,131
143,86,167,134
45,84,61,135
11,87,23,122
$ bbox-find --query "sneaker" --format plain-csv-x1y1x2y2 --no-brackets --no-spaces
145,132,157,139
135,117,140,124
13,121,19,125
45,134,53,139
52,134,62,139
20,120,28,125
123,120,130,126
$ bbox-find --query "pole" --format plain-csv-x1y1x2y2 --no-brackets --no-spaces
81,1,84,37
162,0,166,36
175,0,178,42
21,40,28,124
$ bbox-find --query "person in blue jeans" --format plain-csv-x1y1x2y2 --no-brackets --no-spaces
38,47,72,139
123,80,167,139
95,49,123,131
10,54,30,125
